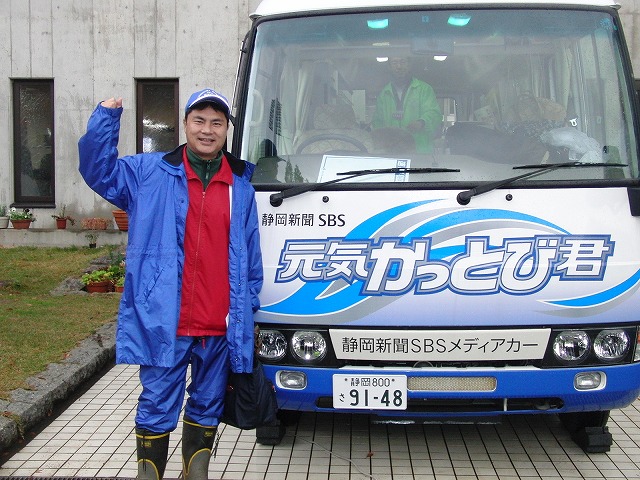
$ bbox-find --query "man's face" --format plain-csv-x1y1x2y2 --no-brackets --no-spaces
183,106,228,160
390,57,410,81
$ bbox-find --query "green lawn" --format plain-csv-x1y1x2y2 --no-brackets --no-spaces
0,246,121,398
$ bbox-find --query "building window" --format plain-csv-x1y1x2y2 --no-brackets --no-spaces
136,80,179,153
13,80,55,205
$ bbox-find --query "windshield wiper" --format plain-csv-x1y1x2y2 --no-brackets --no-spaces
270,167,459,206
456,162,627,205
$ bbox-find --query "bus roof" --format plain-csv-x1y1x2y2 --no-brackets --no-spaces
252,0,620,19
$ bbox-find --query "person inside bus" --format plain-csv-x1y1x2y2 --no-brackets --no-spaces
372,56,442,153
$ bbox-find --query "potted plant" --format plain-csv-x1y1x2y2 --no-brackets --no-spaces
85,231,100,248
51,205,75,229
81,269,114,293
82,217,109,247
106,252,126,292
9,207,36,229
114,275,125,293
0,205,8,229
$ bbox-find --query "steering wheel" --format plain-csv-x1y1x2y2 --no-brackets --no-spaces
295,133,368,154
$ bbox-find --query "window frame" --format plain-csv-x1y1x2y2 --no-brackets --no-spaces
135,79,179,153
12,79,55,207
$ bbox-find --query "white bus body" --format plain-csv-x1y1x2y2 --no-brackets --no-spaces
232,0,640,450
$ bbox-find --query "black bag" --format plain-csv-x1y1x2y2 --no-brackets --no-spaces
222,358,278,430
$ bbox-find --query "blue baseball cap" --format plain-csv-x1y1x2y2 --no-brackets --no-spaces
185,88,231,119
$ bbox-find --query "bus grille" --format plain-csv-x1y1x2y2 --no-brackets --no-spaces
408,376,497,392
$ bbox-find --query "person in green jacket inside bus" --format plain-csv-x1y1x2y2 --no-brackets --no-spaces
372,56,442,153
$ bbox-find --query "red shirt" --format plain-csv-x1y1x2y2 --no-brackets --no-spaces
177,149,232,336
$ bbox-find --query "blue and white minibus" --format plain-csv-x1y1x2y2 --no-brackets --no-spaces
232,0,640,451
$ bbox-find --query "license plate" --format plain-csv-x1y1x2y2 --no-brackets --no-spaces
333,374,407,410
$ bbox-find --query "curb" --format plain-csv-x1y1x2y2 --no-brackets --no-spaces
0,320,116,453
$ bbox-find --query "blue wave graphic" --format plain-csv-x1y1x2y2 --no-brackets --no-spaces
263,201,434,315
407,209,569,238
346,200,436,239
262,201,585,316
543,268,640,308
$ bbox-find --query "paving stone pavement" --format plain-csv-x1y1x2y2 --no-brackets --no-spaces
1,360,640,479
0,321,116,455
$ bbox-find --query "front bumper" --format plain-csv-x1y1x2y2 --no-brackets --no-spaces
264,363,640,418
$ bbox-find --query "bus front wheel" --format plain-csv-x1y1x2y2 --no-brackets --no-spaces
559,410,610,433
255,410,299,446
560,410,612,453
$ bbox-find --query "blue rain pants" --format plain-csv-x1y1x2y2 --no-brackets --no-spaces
135,335,229,432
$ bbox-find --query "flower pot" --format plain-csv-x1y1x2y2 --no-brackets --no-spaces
112,210,128,231
10,219,32,229
56,218,68,229
85,280,113,293
0,216,9,229
81,218,109,230
115,285,124,293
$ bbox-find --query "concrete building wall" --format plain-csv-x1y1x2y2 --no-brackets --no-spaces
619,0,640,70
0,0,261,226
0,0,638,229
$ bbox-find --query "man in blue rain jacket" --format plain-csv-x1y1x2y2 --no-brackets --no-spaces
78,89,263,480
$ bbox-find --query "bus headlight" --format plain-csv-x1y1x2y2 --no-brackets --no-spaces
278,370,307,389
258,330,287,361
574,371,605,390
291,331,327,363
594,329,629,361
553,331,590,363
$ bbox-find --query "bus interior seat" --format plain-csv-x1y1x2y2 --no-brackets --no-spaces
446,122,549,165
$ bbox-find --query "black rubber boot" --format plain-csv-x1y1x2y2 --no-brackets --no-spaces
182,417,217,480
136,428,170,480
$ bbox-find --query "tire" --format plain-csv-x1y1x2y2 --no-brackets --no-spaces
256,421,286,446
255,410,300,446
277,409,302,426
559,410,610,434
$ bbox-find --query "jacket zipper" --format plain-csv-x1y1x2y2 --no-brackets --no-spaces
205,159,212,186
185,183,207,336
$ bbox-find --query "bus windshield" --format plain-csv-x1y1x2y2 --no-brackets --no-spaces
240,8,638,185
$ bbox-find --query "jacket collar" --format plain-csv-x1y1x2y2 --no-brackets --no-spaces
383,77,421,95
163,144,248,178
